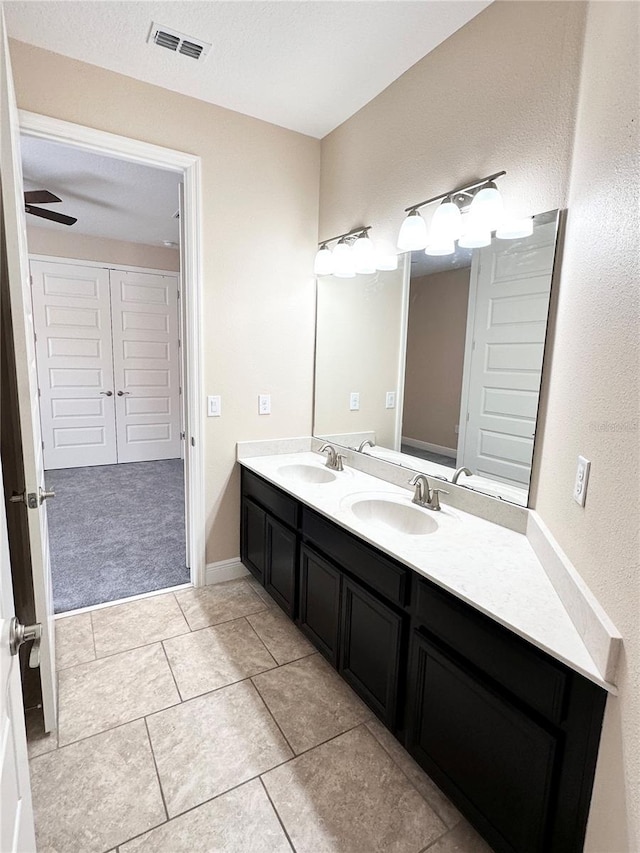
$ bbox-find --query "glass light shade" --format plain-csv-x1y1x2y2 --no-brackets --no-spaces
313,244,333,276
428,199,462,243
353,233,376,274
467,183,504,232
458,222,492,249
333,240,356,278
397,210,428,251
496,217,534,240
425,241,456,257
375,250,398,271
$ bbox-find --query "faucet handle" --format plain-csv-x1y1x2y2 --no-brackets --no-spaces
336,454,346,472
429,487,449,511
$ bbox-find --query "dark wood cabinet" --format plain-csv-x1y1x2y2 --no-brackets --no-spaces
339,575,404,728
407,629,557,853
239,466,606,853
264,515,297,617
240,497,266,581
299,544,341,665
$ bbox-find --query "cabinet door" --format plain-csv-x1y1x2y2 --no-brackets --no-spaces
299,545,341,666
407,630,557,853
241,497,266,581
339,576,403,728
265,516,297,617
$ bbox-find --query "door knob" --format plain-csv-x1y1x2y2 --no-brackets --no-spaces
39,487,55,504
9,616,42,668
117,391,130,396
100,391,113,396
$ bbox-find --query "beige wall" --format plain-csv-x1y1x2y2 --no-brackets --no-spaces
10,39,320,566
318,1,639,848
533,3,640,850
403,268,469,450
314,265,404,448
26,225,180,271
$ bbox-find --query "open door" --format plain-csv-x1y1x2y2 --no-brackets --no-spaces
0,10,57,731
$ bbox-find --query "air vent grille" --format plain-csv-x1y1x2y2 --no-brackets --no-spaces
148,22,211,61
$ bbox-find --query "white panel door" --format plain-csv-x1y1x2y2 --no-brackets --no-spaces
110,270,181,463
31,261,117,469
460,221,557,485
0,9,57,733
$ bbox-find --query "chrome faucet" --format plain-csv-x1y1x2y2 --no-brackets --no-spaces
452,466,473,484
409,473,449,511
320,443,346,472
357,439,375,453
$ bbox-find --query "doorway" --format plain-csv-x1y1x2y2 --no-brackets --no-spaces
18,112,205,614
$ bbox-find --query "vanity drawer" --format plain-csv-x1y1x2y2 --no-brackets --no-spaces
241,469,299,529
414,579,568,725
302,507,409,607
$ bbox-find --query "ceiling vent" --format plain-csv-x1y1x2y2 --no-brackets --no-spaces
148,23,211,61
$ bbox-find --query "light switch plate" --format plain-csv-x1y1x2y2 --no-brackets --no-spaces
349,392,360,411
573,455,591,506
385,391,396,409
258,394,271,415
207,395,221,417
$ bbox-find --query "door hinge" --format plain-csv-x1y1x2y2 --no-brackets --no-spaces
178,339,181,348
29,274,33,286
179,387,182,395
180,431,185,440
38,387,41,397
42,440,45,449
191,436,195,447
466,412,470,422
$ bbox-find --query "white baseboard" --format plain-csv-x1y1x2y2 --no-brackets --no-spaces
402,437,456,458
205,557,249,585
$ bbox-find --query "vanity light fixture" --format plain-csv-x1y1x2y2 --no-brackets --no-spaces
314,226,385,277
400,170,530,257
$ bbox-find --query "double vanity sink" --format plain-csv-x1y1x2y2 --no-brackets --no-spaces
278,461,440,536
238,449,609,853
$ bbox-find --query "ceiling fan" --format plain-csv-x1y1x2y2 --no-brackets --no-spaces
24,190,77,226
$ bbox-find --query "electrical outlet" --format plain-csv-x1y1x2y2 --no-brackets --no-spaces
385,391,396,409
258,394,271,415
207,395,221,417
573,455,591,506
349,392,360,411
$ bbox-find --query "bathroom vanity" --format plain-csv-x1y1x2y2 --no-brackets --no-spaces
239,452,609,853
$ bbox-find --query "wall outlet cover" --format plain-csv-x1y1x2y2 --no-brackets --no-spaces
258,394,271,415
349,392,360,411
385,391,396,409
573,455,591,506
207,395,221,417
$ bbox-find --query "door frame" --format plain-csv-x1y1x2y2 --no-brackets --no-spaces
18,110,206,588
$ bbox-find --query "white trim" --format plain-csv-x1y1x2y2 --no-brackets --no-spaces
205,558,249,585
28,253,178,278
393,253,411,452
19,110,206,589
402,436,456,458
456,248,480,464
54,582,193,619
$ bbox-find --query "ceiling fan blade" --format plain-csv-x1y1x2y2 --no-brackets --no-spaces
25,205,77,226
24,190,62,205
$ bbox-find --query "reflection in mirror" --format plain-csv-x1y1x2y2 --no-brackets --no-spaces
314,210,561,507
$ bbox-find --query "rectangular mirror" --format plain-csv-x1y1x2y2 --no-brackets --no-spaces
314,209,562,506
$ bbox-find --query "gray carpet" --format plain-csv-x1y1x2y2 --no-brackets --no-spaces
45,459,189,613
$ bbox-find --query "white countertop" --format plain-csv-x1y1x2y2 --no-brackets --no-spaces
239,451,612,691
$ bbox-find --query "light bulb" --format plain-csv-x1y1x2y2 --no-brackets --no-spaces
375,251,398,271
467,182,504,232
428,198,462,244
496,217,534,239
425,241,456,257
397,210,428,251
353,232,376,274
313,244,333,276
333,239,355,278
458,227,491,249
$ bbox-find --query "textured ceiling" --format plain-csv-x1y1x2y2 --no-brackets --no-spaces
21,135,181,245
5,1,491,138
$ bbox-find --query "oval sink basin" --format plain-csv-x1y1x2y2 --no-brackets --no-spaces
349,497,439,536
277,464,337,484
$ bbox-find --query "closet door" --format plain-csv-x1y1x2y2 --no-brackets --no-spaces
31,261,117,469
110,270,181,463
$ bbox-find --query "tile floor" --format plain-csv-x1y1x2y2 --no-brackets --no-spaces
26,577,494,853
